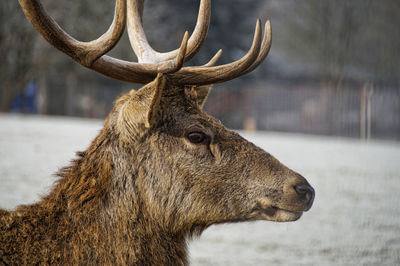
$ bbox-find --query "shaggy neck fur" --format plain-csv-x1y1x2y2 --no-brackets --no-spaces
0,124,189,265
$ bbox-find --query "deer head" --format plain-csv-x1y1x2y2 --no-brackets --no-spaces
18,0,314,233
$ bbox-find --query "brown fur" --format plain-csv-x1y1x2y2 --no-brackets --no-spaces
0,75,314,265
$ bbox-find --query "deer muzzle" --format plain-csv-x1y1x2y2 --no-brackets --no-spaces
249,174,315,222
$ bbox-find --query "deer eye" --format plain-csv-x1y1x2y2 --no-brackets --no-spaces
186,131,207,144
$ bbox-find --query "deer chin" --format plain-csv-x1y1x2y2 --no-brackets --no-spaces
253,206,303,222
249,198,303,222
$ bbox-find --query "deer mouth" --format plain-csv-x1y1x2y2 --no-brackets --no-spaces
249,199,303,222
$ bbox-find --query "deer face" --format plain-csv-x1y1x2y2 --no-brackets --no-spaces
114,75,314,232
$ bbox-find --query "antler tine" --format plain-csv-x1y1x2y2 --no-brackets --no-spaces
154,31,189,73
126,0,211,64
239,20,272,76
171,19,263,85
202,49,223,67
164,0,211,62
18,0,126,67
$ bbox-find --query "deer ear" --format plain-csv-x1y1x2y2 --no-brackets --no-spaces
195,85,212,109
142,73,166,128
118,74,166,137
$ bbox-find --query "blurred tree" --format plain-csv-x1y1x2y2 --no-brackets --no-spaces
264,0,400,86
0,1,37,111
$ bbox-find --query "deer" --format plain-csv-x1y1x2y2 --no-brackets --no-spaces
0,0,315,265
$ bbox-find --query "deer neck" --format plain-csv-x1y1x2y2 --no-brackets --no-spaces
105,144,190,265
48,129,189,265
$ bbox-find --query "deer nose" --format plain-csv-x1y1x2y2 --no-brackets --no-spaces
294,184,315,210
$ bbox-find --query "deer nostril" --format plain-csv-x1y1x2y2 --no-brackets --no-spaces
294,184,315,209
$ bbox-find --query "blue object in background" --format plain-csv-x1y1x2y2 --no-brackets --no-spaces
11,82,37,113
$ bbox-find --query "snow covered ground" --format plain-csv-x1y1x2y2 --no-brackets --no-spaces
1,114,399,265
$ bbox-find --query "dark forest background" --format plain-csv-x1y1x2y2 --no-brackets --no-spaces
1,0,399,139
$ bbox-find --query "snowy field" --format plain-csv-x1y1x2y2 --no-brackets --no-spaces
1,114,399,265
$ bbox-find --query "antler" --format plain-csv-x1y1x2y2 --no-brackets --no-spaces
18,0,271,86
172,20,271,85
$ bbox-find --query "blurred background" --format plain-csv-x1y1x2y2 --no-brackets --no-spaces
1,0,400,265
1,0,399,140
